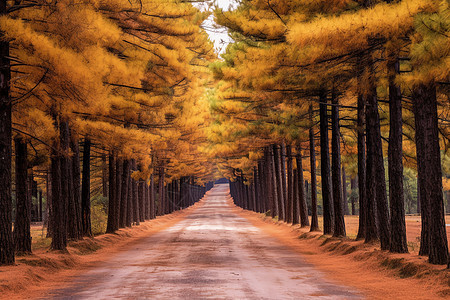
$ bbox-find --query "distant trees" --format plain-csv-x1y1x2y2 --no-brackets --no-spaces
0,0,216,264
213,0,449,265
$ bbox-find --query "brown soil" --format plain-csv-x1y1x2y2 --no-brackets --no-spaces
232,198,450,299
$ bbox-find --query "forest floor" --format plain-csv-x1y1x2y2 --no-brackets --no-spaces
0,184,448,299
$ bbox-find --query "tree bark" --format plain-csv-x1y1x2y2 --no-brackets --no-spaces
281,143,288,221
106,152,117,233
342,165,349,215
365,65,390,249
150,174,155,219
102,154,108,198
356,90,367,240
319,90,334,234
286,145,294,223
331,91,346,237
158,167,165,216
270,146,279,218
296,149,309,227
50,148,66,250
388,54,408,253
413,82,449,265
138,181,145,222
70,136,82,239
274,145,285,220
81,137,92,237
119,159,129,228
131,160,139,225
0,0,14,264
14,137,31,253
115,157,123,228
309,105,319,231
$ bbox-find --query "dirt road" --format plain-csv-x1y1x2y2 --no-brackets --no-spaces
46,184,361,299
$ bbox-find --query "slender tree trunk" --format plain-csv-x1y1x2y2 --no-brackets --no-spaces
356,90,367,240
0,0,14,264
81,137,92,237
126,171,133,227
413,82,449,265
275,145,285,220
342,165,349,215
115,157,123,228
106,152,117,233
139,181,145,222
281,143,288,221
365,89,380,244
388,54,408,253
309,112,319,232
70,136,82,239
150,174,155,219
270,146,279,218
46,170,53,238
14,137,31,253
119,159,130,228
102,154,108,198
331,91,346,237
158,167,165,216
286,145,294,223
319,90,334,234
296,149,309,227
131,160,139,225
265,148,275,217
50,145,66,250
365,64,390,249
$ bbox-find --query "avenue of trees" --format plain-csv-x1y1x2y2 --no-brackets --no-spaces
210,0,449,265
0,0,216,265
0,0,449,269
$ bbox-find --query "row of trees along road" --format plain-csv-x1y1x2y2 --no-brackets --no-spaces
209,0,449,265
0,0,218,265
0,0,449,269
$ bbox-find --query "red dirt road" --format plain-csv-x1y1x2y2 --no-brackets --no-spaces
44,184,361,299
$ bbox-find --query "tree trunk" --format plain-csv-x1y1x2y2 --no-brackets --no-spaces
281,143,288,221
309,105,319,231
14,137,31,253
342,165,349,215
0,0,14,264
270,146,279,218
296,149,309,227
388,54,408,253
356,90,367,240
150,174,155,219
286,145,294,223
106,152,117,233
274,145,285,220
413,82,449,265
81,137,92,237
70,136,82,239
138,181,145,222
115,157,123,228
365,66,390,249
119,159,130,228
331,91,346,237
319,90,334,234
102,154,108,198
158,167,165,216
126,170,133,227
131,160,139,225
50,149,66,250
